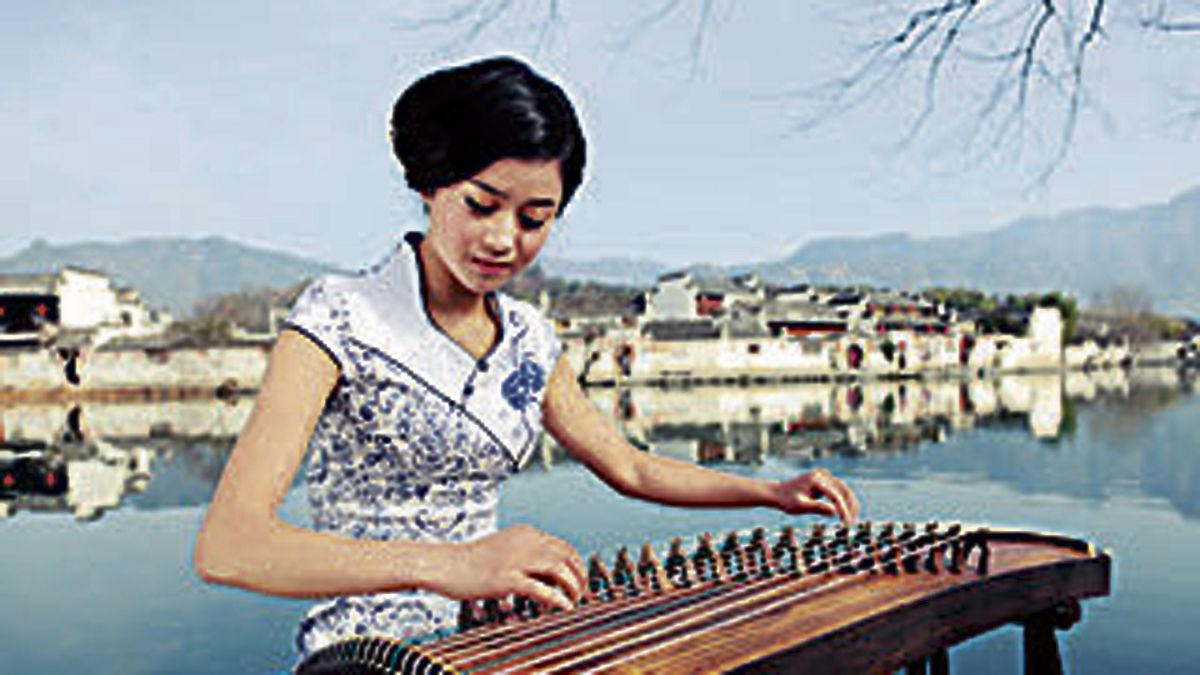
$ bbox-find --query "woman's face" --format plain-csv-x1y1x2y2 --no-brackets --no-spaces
422,157,562,297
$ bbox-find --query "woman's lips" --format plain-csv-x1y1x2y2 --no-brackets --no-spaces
472,257,512,276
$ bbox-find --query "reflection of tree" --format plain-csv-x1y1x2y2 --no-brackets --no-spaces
1084,382,1182,443
1141,404,1200,518
124,438,235,510
1053,396,1079,443
971,408,1030,432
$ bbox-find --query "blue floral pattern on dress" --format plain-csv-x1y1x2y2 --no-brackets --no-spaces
501,358,545,411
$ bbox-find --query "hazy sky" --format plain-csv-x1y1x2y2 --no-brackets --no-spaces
6,1,1199,269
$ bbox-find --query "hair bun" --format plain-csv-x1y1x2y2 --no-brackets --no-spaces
390,56,586,215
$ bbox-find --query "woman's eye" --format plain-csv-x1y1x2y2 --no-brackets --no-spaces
465,196,498,216
519,214,547,231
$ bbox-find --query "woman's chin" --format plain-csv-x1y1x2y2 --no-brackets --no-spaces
464,272,511,295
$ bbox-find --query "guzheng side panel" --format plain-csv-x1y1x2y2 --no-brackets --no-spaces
295,523,1113,675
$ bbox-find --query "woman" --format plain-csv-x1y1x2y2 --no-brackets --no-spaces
193,55,859,663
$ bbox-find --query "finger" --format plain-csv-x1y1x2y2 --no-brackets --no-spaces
540,538,587,602
532,560,583,605
819,473,857,524
832,475,861,523
564,551,588,601
810,471,852,524
797,498,837,518
515,576,573,612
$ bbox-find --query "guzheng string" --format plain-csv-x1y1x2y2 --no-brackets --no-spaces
425,523,979,673
297,522,986,674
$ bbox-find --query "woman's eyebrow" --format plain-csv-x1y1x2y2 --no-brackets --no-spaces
469,179,557,208
469,179,508,198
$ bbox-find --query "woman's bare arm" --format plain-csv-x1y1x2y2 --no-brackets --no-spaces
193,331,586,608
542,355,859,523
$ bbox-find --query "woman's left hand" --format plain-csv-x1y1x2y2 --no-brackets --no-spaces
773,469,860,524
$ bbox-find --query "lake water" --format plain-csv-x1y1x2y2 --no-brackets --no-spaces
1,369,1197,673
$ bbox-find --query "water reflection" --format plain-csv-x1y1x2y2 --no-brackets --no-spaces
553,368,1198,520
0,397,250,520
0,368,1195,522
551,368,1189,459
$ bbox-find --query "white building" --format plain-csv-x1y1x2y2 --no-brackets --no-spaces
0,267,170,348
1028,306,1064,356
645,272,698,320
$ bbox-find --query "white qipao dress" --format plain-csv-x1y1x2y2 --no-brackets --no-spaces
284,232,562,659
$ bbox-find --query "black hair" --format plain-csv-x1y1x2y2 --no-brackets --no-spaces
390,56,586,216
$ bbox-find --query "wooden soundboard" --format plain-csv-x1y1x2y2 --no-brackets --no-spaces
298,522,1112,674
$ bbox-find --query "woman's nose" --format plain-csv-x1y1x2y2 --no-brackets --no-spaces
482,212,517,253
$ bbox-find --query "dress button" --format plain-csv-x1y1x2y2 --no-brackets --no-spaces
463,384,475,398
477,360,489,372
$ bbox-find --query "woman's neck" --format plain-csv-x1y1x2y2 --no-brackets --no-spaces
417,239,488,323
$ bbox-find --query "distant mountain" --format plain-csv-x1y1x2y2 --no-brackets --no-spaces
0,236,342,316
754,186,1200,316
538,255,668,287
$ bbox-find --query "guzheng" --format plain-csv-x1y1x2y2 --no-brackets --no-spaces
297,522,1112,674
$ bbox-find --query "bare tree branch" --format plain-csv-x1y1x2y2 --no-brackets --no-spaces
1037,0,1106,184
396,0,557,59
1166,86,1200,137
392,1,1196,183
898,0,983,149
531,0,563,56
1141,0,1200,31
607,0,725,79
688,0,717,79
778,1,1126,185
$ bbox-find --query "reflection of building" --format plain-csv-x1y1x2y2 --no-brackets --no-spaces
0,397,254,522
0,439,152,521
67,441,154,520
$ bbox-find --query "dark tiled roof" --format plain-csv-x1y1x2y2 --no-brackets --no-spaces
641,319,721,341
657,271,691,283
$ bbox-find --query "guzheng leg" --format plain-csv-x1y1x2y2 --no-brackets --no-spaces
1022,600,1081,675
1021,611,1063,675
930,648,950,675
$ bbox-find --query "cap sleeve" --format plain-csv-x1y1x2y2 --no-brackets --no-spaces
283,277,348,369
509,300,562,376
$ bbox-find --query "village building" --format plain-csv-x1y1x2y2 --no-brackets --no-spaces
643,271,697,321
642,271,765,321
558,270,981,383
0,267,171,350
762,292,850,338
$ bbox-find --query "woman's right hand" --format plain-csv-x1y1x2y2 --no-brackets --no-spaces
433,524,587,611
